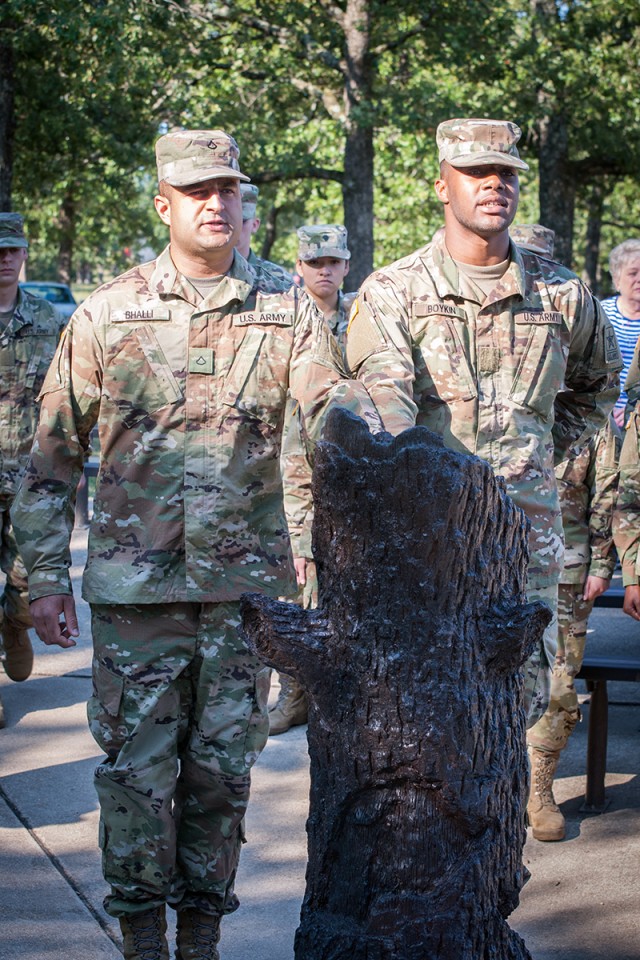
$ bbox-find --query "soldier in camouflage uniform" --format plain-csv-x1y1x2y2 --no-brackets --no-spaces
0,213,64,729
11,131,379,960
528,417,620,839
271,225,353,735
511,223,556,259
237,183,294,291
346,118,621,733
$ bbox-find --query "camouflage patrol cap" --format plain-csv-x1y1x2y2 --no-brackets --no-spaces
241,183,259,221
0,213,28,249
297,224,351,261
155,129,250,186
511,223,555,257
437,118,529,171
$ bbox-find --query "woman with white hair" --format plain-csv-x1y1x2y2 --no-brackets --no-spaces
601,238,640,425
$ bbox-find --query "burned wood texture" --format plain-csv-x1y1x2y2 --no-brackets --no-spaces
241,409,551,960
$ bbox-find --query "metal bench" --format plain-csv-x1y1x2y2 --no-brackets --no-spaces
577,586,640,812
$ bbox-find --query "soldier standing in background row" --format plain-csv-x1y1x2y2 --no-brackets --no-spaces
11,130,379,960
513,224,622,842
614,343,640,621
237,182,294,291
346,117,621,733
0,213,64,729
270,224,353,735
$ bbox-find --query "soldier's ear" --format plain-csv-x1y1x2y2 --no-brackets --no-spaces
154,194,171,226
434,177,449,204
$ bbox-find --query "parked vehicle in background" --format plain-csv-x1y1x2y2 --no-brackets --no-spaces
19,281,77,319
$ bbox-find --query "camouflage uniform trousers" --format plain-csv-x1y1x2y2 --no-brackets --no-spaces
524,583,557,729
87,600,271,919
0,492,32,660
527,581,592,753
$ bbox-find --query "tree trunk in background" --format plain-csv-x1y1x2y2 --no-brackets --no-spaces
0,1,15,210
260,204,279,263
342,0,374,290
241,409,551,960
537,109,575,269
56,191,76,285
583,180,606,295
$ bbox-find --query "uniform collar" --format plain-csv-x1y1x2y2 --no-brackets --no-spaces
150,245,257,309
426,234,527,306
5,287,33,333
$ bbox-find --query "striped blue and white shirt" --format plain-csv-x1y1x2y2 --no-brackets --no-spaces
601,296,640,409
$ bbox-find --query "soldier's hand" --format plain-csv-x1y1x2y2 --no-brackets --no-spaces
583,575,610,602
30,594,79,648
294,557,308,587
622,584,640,622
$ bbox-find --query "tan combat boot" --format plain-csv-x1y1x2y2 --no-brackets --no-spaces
527,746,565,841
268,673,308,735
176,909,221,960
119,906,169,960
2,623,34,682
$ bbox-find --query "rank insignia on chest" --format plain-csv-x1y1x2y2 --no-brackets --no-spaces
188,347,214,374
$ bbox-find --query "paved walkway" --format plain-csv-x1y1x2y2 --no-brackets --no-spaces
1,526,640,959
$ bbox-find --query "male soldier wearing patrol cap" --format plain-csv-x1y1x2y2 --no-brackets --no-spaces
11,130,379,960
237,183,294,292
0,213,64,729
346,118,621,759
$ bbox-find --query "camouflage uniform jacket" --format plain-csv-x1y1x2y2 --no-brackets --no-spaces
556,417,620,585
247,249,294,292
346,235,621,586
12,246,377,604
613,398,640,585
0,288,64,498
282,290,354,558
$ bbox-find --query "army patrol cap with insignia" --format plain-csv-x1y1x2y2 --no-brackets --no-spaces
0,212,28,249
241,183,259,221
437,118,529,171
511,223,555,257
297,224,351,261
155,129,251,187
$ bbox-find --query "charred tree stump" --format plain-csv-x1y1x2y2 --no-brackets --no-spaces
241,410,551,960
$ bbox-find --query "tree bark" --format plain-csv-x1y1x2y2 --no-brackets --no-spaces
260,203,280,262
242,410,550,960
342,0,374,290
0,0,15,209
56,190,76,285
537,108,575,268
582,180,606,295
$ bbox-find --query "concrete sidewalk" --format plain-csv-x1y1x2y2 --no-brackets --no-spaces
1,526,640,959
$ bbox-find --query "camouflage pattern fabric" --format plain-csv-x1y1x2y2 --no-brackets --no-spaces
0,289,64,655
528,419,620,753
282,291,353,559
614,405,640,585
523,584,556,728
526,583,593,753
88,600,269,918
12,246,380,606
246,248,294,294
346,233,621,725
297,224,350,262
555,417,620,585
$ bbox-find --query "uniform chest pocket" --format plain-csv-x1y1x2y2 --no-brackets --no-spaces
104,324,183,429
221,328,287,428
509,321,565,420
6,333,58,392
412,314,477,404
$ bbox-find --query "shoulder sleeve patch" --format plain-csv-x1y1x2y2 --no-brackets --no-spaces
346,298,387,372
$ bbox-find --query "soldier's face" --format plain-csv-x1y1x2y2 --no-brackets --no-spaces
154,178,242,259
0,246,27,289
435,163,519,237
296,257,349,303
